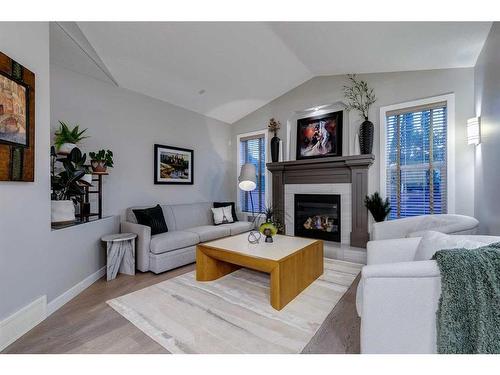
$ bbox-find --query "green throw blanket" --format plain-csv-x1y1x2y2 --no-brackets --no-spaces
433,242,500,354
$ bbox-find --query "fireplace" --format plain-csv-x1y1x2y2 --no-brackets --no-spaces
294,194,341,242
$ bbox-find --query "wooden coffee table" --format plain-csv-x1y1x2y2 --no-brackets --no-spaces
196,233,323,310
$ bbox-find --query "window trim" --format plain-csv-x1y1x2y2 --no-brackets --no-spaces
236,129,269,214
379,93,456,215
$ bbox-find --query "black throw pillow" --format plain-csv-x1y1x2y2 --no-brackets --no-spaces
133,205,168,235
213,202,238,222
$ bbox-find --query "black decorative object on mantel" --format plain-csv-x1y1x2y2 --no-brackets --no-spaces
268,118,281,163
359,119,374,154
343,74,377,154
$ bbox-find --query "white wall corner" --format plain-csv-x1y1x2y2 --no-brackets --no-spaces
0,296,47,352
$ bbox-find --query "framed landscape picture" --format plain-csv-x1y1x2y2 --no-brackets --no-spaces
296,110,342,160
0,70,29,147
154,144,194,185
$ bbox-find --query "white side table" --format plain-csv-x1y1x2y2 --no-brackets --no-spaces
101,233,137,281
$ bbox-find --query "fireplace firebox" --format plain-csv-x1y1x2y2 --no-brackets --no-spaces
294,194,341,242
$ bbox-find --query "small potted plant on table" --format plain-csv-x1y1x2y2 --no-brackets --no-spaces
89,149,114,173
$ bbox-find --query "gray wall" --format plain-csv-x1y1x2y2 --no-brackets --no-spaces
0,22,51,320
474,22,500,235
50,65,233,217
231,69,476,217
0,23,120,321
1,22,233,322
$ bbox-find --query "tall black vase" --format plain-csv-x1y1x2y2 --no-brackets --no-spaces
359,120,374,155
270,135,280,162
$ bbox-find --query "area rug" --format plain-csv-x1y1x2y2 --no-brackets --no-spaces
107,258,362,353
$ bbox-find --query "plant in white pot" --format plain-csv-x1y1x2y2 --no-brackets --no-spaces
54,121,89,155
89,149,114,173
50,147,89,224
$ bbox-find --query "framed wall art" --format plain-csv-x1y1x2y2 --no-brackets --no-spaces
0,51,35,181
154,144,194,185
296,110,342,160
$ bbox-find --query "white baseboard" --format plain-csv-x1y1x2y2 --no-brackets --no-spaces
0,296,46,352
47,266,106,316
0,267,105,352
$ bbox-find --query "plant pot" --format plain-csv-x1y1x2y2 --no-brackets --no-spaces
270,135,280,163
79,173,93,186
51,200,75,224
57,143,77,155
259,221,277,243
359,120,374,154
91,160,107,173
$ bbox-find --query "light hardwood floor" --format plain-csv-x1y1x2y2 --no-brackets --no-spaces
2,264,361,354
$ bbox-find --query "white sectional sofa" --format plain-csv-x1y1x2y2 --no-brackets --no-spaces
121,202,253,273
371,214,479,240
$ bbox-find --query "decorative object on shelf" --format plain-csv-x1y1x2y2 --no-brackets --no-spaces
154,144,193,185
467,116,481,145
54,121,88,155
259,206,279,242
101,233,137,281
296,111,343,160
364,192,391,222
0,51,35,181
268,118,281,163
89,149,114,173
50,147,88,224
343,74,377,155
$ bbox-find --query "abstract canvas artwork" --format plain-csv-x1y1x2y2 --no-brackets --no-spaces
0,72,28,147
154,144,194,184
296,111,342,160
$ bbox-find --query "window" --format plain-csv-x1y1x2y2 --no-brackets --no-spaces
238,132,266,213
384,101,448,219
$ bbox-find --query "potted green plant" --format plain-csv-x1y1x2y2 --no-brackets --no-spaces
259,206,279,243
51,147,89,224
343,74,377,154
89,149,114,173
365,192,391,222
54,121,89,155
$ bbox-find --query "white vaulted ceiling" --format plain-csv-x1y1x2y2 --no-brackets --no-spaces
54,22,492,124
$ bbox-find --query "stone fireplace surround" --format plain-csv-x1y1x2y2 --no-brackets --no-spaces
267,154,375,248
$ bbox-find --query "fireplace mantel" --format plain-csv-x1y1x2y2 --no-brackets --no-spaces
267,154,375,248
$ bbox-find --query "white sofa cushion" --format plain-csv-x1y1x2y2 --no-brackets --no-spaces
220,221,253,236
413,231,487,261
211,206,234,225
150,230,200,254
185,225,231,242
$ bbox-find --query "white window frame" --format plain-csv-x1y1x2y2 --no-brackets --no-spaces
379,93,456,215
236,129,269,214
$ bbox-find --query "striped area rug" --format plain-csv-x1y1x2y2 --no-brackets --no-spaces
107,258,362,353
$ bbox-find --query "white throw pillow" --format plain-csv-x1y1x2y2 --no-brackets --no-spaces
414,231,486,261
211,206,234,225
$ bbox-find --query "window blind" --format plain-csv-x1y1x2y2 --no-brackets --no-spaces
239,135,266,213
385,103,447,219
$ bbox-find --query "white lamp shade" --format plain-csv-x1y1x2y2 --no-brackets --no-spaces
238,163,257,191
467,117,481,145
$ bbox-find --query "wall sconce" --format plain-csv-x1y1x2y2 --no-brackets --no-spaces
467,116,481,145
